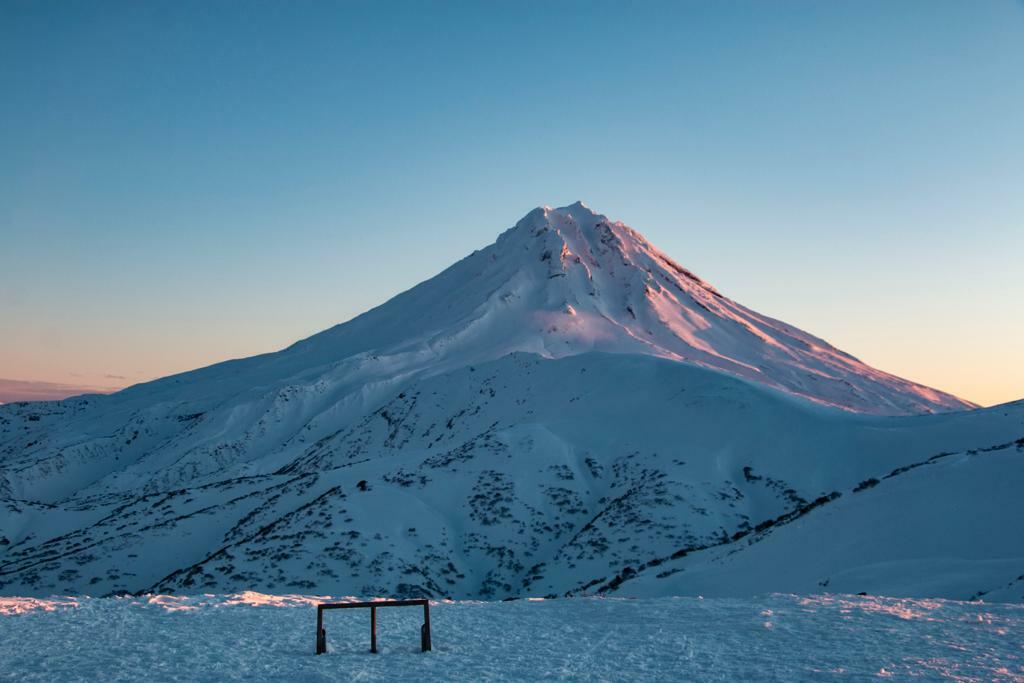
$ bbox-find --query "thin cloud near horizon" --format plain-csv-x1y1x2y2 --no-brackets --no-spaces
0,378,121,404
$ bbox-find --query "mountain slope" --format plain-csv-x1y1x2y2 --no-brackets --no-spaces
1,202,1012,603
0,352,1020,601
0,203,972,504
623,418,1024,602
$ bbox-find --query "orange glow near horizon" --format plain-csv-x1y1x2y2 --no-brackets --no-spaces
0,327,1019,408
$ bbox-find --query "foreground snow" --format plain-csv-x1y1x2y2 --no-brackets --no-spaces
1,593,1021,681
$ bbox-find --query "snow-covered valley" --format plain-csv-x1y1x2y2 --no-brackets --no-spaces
0,203,1020,606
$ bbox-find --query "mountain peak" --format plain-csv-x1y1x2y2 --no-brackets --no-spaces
282,202,972,417
470,203,972,415
69,203,979,421
513,201,605,235
560,199,597,216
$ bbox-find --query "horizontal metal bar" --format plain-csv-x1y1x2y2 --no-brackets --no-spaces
318,599,428,610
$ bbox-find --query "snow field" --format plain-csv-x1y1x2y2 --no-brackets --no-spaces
1,593,1021,682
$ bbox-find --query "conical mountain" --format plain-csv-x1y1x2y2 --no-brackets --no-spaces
2,204,1021,603
1,203,973,501
277,201,969,414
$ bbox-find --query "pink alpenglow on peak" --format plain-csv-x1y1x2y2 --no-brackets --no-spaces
497,202,974,414
296,202,971,415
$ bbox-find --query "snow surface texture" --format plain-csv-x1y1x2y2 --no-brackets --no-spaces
0,203,1019,603
0,593,1021,682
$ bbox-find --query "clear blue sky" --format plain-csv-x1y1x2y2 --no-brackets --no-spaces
1,0,1022,405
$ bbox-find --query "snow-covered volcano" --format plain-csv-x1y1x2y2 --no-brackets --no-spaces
284,201,970,416
3,203,1018,603
1,202,972,500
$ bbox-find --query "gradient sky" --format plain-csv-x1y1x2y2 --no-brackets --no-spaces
1,0,1022,406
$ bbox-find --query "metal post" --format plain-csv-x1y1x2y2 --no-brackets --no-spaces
421,602,432,652
370,605,378,654
316,606,326,655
